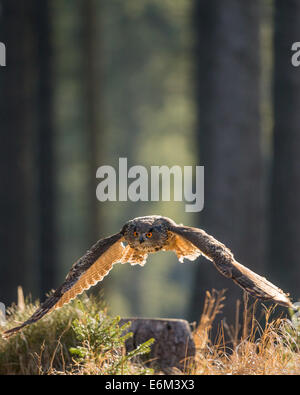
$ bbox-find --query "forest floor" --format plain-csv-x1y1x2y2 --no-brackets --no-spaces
0,289,300,375
190,290,300,375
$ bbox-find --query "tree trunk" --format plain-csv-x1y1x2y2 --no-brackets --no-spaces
190,0,265,328
119,318,195,371
0,0,39,304
34,0,56,297
82,0,101,242
270,0,300,299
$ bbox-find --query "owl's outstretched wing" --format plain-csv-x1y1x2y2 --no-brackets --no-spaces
169,224,293,308
3,232,127,338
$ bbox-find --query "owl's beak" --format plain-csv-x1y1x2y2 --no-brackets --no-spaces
139,236,145,244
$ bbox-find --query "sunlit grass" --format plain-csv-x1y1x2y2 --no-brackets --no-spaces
0,289,153,375
189,290,300,375
1,288,299,375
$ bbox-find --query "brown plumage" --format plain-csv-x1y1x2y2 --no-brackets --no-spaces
2,215,293,338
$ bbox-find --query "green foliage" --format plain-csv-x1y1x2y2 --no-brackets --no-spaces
69,310,154,375
0,293,154,375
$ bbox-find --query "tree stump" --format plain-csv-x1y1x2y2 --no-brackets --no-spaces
119,318,195,371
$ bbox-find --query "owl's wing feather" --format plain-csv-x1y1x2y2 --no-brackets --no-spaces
169,225,293,308
3,232,125,338
164,232,202,262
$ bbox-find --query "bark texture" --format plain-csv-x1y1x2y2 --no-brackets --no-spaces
119,318,195,370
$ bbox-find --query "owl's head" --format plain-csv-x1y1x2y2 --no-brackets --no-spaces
121,215,174,252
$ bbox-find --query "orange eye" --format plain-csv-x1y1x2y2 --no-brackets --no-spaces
147,232,152,238
133,231,138,237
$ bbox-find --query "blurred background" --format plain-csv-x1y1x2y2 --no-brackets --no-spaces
0,0,299,333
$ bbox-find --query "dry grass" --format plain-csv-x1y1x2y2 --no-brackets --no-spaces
190,290,300,375
0,289,153,375
1,288,299,375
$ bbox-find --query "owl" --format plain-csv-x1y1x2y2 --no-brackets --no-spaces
3,215,293,338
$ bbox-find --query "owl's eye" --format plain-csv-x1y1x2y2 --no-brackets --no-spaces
133,231,138,237
146,232,153,238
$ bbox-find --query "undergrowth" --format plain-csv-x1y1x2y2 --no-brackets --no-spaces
1,288,299,375
0,290,154,375
191,290,300,375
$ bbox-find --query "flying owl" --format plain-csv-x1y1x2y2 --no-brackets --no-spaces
3,215,293,338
